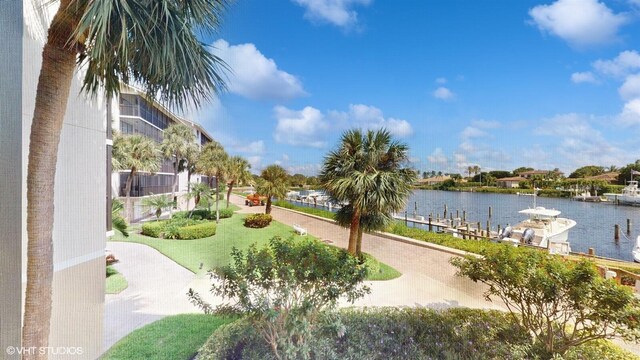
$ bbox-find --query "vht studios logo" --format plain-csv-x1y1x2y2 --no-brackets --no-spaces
6,346,84,356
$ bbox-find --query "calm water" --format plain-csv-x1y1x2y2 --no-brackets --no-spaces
404,190,640,262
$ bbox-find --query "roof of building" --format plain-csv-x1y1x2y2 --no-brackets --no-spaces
497,176,527,182
585,172,619,181
519,170,563,176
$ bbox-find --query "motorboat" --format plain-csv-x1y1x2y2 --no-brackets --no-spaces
604,180,640,205
633,236,640,263
498,206,576,255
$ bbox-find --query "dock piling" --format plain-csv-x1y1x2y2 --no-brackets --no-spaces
627,218,631,235
614,224,620,241
444,204,448,219
488,206,492,219
428,215,432,232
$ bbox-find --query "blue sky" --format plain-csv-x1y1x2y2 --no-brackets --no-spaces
188,0,640,176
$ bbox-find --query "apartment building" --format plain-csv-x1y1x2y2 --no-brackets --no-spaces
111,85,214,221
1,3,106,358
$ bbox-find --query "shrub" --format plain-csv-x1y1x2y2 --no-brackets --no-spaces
451,246,640,357
218,208,234,219
243,213,272,228
141,221,166,238
198,307,532,360
190,237,369,360
177,222,216,239
174,209,213,220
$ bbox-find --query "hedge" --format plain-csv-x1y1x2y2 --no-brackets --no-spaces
243,214,272,228
176,222,217,240
218,208,234,219
199,307,637,360
141,221,166,238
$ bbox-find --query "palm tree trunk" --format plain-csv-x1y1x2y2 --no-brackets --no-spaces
171,164,178,217
356,229,363,256
226,181,233,208
24,1,80,356
265,197,272,214
186,170,192,210
347,207,361,255
124,169,136,222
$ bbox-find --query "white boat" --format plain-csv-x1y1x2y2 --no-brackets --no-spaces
604,180,640,205
499,206,576,255
633,236,640,263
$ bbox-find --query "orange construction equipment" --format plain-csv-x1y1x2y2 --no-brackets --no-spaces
245,193,267,207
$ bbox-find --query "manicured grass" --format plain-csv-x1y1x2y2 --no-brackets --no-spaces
111,214,314,274
101,314,236,360
106,266,127,294
273,200,335,220
363,253,402,281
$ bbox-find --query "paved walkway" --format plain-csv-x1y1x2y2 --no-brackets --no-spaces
103,242,223,351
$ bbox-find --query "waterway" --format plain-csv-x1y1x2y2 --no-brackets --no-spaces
404,190,639,262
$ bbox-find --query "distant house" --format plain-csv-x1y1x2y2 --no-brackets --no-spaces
585,172,619,184
496,176,526,188
518,170,564,180
416,175,451,186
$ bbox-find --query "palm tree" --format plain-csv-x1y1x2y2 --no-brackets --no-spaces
255,165,289,214
196,141,228,220
161,123,196,217
187,182,213,212
142,194,174,220
111,199,129,237
224,156,253,208
320,129,417,256
24,0,229,352
112,134,161,222
181,142,200,209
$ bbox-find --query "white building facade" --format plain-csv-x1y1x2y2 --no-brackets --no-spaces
1,2,107,359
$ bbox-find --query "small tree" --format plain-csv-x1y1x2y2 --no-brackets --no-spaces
451,246,640,357
189,237,370,360
142,194,174,220
256,164,289,214
186,182,213,214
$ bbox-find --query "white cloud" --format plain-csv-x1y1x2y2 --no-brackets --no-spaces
433,87,455,100
534,113,593,137
273,106,329,148
619,73,640,100
234,140,265,155
427,148,448,165
533,113,624,168
292,0,372,28
435,77,447,84
247,156,263,171
529,0,627,47
286,163,322,176
571,71,598,84
460,126,488,140
212,39,306,100
593,50,640,78
331,104,414,137
619,99,640,126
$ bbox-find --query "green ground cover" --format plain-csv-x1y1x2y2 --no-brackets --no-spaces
111,214,311,274
111,210,401,280
273,200,335,220
105,266,127,294
102,314,237,360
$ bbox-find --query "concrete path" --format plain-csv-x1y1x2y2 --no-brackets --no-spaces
234,195,499,310
103,242,222,351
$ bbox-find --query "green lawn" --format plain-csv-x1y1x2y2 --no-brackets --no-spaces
111,214,315,274
273,200,335,220
102,314,236,360
106,266,127,294
111,211,401,280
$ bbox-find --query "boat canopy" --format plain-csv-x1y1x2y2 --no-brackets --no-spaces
518,207,561,218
